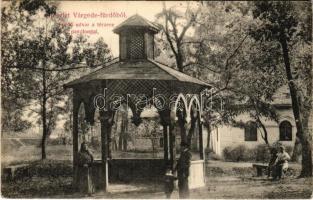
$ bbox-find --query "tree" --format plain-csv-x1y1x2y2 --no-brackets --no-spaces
191,2,293,148
155,3,255,196
156,2,200,72
155,5,297,196
1,108,32,133
229,55,285,145
1,1,38,134
249,1,312,177
141,118,160,157
1,0,112,159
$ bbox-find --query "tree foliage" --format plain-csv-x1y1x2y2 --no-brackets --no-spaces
1,0,112,159
156,2,286,145
249,1,312,177
155,1,312,179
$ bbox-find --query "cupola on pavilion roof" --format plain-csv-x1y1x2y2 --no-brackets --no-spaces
65,14,210,88
113,14,160,34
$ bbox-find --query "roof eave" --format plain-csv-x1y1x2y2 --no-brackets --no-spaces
113,26,159,34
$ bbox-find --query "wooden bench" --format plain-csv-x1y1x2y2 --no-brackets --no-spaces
252,163,268,177
2,164,30,181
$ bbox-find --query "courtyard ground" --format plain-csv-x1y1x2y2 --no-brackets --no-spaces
2,159,312,198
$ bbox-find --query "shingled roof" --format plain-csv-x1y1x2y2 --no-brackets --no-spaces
64,59,210,87
65,14,210,89
113,14,160,34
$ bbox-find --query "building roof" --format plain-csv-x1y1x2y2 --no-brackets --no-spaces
64,59,210,88
272,85,292,107
113,14,160,34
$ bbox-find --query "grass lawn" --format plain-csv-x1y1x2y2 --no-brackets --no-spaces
1,144,201,166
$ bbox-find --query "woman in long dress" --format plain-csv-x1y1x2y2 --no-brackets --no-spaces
77,142,94,195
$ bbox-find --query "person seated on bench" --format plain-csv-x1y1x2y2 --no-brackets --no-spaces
268,147,278,178
273,146,290,180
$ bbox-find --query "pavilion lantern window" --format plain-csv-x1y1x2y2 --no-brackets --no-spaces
113,14,160,61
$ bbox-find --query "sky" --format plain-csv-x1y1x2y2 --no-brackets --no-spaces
58,1,183,57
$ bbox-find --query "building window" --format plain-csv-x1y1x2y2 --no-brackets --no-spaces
279,120,292,141
244,121,257,141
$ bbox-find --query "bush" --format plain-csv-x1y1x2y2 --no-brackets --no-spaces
272,141,293,152
223,145,248,162
47,138,62,145
255,144,271,162
285,145,293,155
205,147,214,154
222,143,294,162
222,146,233,161
223,144,270,162
28,160,73,178
208,152,222,160
232,145,247,161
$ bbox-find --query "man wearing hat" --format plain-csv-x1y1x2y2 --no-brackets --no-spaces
176,144,192,198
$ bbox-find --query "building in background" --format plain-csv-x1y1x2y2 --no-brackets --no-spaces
209,86,295,156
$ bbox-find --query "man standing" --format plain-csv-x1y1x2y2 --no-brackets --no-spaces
177,144,192,198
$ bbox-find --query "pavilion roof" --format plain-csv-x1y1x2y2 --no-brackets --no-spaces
113,14,160,34
64,59,210,88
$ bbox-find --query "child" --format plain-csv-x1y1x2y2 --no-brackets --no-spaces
164,169,177,198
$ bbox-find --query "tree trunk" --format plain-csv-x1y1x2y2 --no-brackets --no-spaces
123,138,127,151
176,51,184,72
291,136,301,162
253,100,269,145
300,105,312,176
118,134,123,151
279,36,312,177
299,130,312,177
206,123,211,149
299,55,313,176
259,120,269,145
41,68,47,160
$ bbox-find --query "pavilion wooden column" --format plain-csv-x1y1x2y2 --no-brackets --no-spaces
159,110,170,168
177,110,187,146
107,116,114,159
169,124,176,171
197,114,204,160
99,110,114,192
72,95,80,188
163,123,169,165
160,110,176,171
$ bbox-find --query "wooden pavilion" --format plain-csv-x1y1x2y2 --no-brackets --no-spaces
64,14,211,192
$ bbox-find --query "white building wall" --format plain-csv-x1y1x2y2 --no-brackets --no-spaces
210,109,296,156
209,127,220,155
